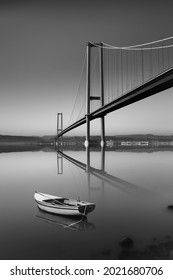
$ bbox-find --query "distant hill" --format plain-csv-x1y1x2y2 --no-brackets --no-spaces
44,134,173,142
105,134,173,141
1,134,173,144
0,135,41,141
0,135,50,146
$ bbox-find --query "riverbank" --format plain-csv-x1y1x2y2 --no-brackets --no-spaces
0,135,54,153
1,134,173,151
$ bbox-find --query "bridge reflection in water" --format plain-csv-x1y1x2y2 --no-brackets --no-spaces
56,147,154,199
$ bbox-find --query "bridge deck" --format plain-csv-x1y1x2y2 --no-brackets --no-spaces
58,67,173,137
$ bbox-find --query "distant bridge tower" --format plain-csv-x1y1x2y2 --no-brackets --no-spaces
85,42,105,148
57,112,63,146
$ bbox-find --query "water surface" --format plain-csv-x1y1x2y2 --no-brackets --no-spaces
1,149,173,259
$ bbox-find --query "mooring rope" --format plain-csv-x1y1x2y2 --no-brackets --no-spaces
63,205,87,229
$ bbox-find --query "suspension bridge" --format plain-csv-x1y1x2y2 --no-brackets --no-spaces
56,37,173,147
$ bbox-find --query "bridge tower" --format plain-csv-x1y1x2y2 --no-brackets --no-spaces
99,42,105,147
85,42,105,148
57,112,63,146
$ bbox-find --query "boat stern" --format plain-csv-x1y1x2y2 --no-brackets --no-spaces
79,203,95,215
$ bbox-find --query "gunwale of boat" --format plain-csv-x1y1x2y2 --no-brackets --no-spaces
34,191,95,207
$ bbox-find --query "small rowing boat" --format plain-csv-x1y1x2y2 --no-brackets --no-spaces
34,192,95,216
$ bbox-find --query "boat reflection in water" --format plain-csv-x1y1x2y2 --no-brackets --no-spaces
36,209,95,231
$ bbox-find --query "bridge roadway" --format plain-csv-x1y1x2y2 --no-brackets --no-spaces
58,67,173,137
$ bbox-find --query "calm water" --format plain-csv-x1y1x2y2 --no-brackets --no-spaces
1,149,173,260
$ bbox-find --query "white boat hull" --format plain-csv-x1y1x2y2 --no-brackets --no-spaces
37,201,82,216
34,192,95,216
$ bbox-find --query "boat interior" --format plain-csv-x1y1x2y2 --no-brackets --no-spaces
44,198,66,204
44,198,87,207
44,198,79,206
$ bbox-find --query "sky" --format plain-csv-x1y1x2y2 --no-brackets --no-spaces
0,0,173,136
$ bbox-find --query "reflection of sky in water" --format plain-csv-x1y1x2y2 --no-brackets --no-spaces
0,150,173,259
